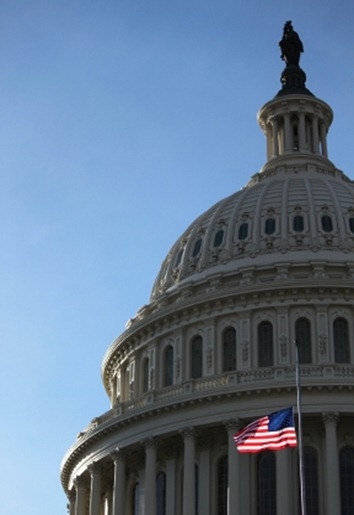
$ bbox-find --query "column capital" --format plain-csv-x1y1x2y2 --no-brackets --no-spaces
112,448,126,515
74,474,89,489
179,426,198,439
197,436,213,450
110,447,127,463
88,461,103,476
128,470,139,483
164,445,179,459
322,411,339,426
223,418,241,433
141,436,158,449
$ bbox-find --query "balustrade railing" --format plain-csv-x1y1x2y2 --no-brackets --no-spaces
77,364,354,440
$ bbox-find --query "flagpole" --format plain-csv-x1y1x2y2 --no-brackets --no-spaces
295,340,306,515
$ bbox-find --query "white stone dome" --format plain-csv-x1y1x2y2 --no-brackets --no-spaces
151,163,354,301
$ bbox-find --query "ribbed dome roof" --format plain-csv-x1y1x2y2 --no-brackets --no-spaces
150,28,353,303
151,164,354,300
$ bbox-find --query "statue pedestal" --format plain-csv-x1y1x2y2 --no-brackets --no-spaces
277,65,313,97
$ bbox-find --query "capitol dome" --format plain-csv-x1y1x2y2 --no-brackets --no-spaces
151,157,354,301
61,23,354,515
150,86,354,303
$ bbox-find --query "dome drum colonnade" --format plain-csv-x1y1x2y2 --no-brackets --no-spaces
258,95,331,165
61,22,354,515
64,406,348,515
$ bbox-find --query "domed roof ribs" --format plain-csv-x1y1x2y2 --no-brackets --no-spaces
199,194,234,268
280,178,290,241
251,182,269,246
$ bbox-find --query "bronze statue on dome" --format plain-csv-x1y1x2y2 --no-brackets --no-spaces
279,21,303,66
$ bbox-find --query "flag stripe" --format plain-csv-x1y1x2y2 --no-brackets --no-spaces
233,407,297,453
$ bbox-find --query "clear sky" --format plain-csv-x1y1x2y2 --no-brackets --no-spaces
1,1,353,514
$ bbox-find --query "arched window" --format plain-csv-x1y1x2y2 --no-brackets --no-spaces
349,217,354,234
192,238,202,257
191,336,203,379
213,229,224,248
333,317,350,363
132,482,140,515
321,215,333,232
295,318,312,364
238,223,248,240
258,451,276,515
217,456,228,515
143,358,149,392
156,472,166,515
258,321,273,367
340,446,354,514
265,218,276,235
222,327,236,372
304,447,319,515
163,345,174,386
293,215,304,232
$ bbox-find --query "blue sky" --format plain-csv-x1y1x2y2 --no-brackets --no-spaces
1,1,353,514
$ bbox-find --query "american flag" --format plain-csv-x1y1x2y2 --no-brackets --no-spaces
233,407,297,453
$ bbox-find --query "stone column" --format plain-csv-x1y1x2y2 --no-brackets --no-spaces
320,122,328,157
198,437,211,515
298,112,306,151
74,476,88,515
68,489,76,515
276,449,292,514
143,438,157,515
271,117,279,157
103,488,112,515
111,449,126,515
89,462,102,515
165,447,177,515
224,419,241,515
181,427,196,515
311,115,319,153
283,113,292,151
322,412,340,515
